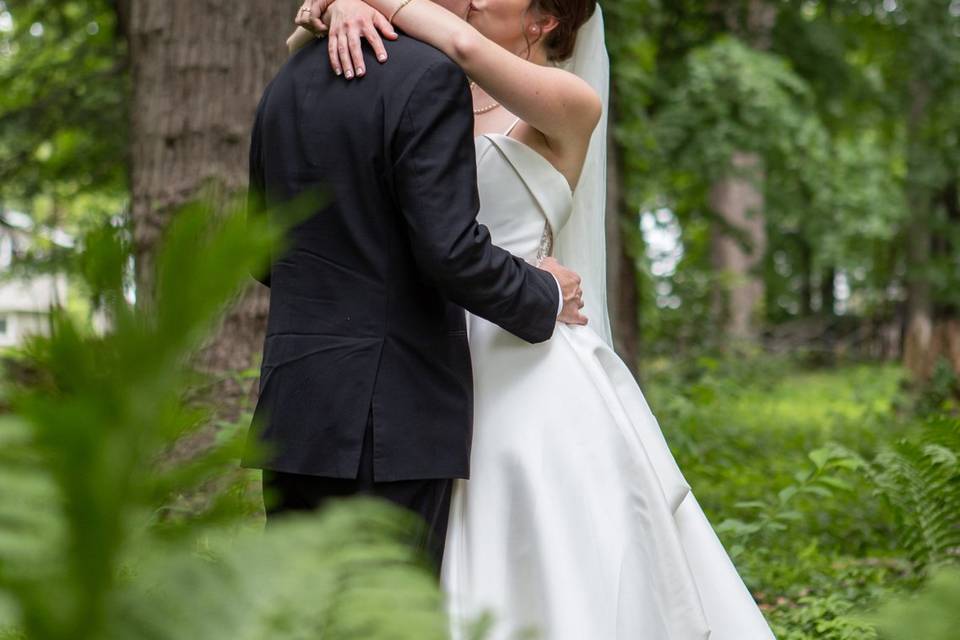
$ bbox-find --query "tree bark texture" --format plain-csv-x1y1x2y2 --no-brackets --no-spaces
127,1,298,415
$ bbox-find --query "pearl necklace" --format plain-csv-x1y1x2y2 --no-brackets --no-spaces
470,80,501,115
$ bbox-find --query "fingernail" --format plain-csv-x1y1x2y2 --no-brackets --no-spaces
335,68,342,76
357,66,364,75
345,70,353,79
378,54,387,61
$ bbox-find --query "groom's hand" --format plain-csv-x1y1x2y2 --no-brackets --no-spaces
539,257,588,326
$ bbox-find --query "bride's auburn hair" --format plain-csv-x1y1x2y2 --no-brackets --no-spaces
527,0,597,62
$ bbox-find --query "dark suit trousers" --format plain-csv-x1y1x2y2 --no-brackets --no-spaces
261,414,453,575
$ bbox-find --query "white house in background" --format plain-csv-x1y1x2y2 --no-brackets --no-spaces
0,210,72,348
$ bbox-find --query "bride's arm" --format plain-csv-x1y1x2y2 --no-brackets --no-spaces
291,0,397,78
287,26,318,54
360,0,601,144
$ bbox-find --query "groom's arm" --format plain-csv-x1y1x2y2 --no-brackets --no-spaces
392,57,559,344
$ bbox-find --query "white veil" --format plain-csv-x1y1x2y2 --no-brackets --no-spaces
556,6,613,347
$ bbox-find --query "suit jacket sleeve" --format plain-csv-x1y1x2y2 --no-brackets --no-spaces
392,58,559,344
247,94,271,288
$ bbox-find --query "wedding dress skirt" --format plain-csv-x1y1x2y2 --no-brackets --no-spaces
440,132,776,639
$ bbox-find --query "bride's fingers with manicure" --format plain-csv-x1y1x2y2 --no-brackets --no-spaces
363,22,388,64
347,23,365,76
328,33,342,76
338,36,355,79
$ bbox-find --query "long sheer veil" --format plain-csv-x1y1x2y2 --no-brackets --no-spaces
556,5,613,346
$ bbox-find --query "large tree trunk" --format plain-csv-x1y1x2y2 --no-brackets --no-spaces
127,1,297,417
709,151,768,341
606,104,640,376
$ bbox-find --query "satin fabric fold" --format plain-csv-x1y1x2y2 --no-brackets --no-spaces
441,134,776,640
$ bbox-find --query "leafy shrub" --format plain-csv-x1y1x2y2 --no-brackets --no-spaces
716,444,862,558
768,592,878,640
913,357,960,417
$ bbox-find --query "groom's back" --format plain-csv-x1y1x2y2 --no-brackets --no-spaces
253,36,457,285
245,36,480,481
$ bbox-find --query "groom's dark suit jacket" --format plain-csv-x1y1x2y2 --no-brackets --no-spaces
241,36,559,482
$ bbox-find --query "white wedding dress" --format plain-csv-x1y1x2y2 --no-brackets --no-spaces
439,125,777,640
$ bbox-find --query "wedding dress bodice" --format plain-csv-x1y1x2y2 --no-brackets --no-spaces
474,133,574,264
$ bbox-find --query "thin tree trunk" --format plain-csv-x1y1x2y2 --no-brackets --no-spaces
819,266,835,316
709,151,767,341
708,0,775,343
606,104,640,376
127,1,297,418
902,80,934,380
798,236,813,316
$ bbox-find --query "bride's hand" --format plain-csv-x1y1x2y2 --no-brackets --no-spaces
295,0,332,35
312,0,398,79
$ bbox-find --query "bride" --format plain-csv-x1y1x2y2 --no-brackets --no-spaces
291,1,776,638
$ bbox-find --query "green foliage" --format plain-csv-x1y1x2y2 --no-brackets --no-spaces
657,36,819,183
769,592,879,640
914,357,960,417
715,444,864,564
856,417,960,575
648,354,904,526
606,1,958,351
869,567,960,640
0,0,127,225
643,355,914,632
0,201,449,640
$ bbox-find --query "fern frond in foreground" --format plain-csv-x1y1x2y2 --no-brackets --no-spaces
859,418,960,574
0,201,449,640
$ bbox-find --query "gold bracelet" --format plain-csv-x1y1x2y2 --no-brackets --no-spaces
389,0,416,25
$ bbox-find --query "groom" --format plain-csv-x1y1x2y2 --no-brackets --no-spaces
241,0,586,572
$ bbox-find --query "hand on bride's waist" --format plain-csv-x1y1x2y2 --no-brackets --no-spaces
538,256,588,327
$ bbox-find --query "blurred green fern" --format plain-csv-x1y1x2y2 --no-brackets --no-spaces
0,199,450,640
858,417,960,575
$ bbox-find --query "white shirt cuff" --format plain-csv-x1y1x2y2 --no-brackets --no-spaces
552,275,563,318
